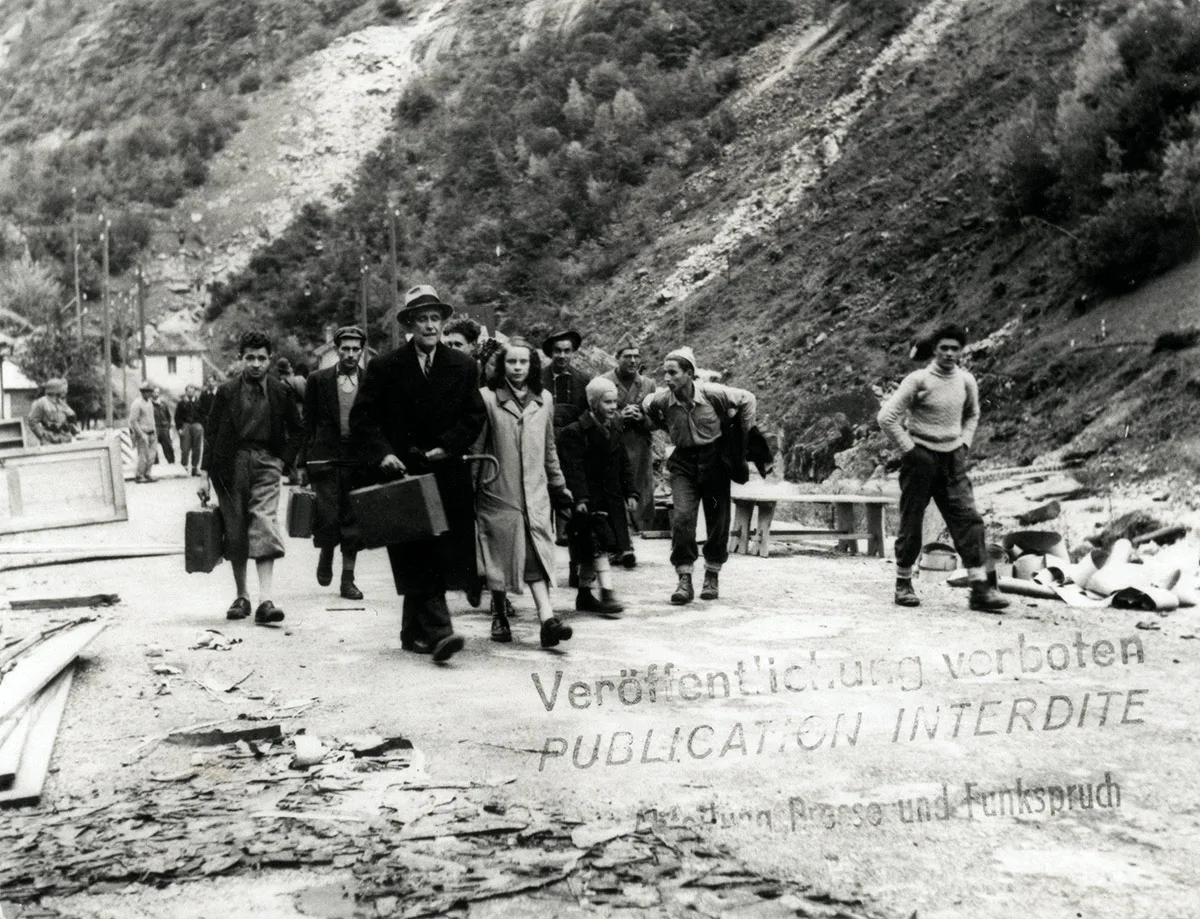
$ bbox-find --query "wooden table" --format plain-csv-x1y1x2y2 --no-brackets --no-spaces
729,493,895,558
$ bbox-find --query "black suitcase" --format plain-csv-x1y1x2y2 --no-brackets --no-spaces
185,494,224,573
286,488,317,538
350,474,448,549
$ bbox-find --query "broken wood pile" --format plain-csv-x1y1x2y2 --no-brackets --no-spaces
0,728,893,918
0,618,106,808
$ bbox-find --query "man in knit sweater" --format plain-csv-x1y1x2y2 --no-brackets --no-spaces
877,324,1007,612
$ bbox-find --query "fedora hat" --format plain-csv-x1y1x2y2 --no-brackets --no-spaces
139,381,155,393
398,285,453,322
541,329,582,356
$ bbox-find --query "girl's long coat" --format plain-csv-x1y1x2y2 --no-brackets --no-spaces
475,386,568,592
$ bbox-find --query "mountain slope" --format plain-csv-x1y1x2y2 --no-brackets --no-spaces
3,0,1198,483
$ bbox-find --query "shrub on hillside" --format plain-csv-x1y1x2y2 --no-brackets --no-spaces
987,0,1200,291
237,72,262,94
395,80,438,125
213,0,795,338
818,0,920,39
1073,183,1178,288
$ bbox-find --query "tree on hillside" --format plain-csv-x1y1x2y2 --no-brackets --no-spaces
16,328,105,421
0,255,65,329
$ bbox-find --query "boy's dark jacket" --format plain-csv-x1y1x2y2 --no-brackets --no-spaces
201,374,303,483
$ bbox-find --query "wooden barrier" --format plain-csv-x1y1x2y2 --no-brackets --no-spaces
0,438,127,535
730,493,895,558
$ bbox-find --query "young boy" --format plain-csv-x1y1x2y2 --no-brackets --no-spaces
200,330,304,625
558,377,639,617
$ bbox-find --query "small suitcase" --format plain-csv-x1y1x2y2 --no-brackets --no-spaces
350,473,448,549
286,487,317,538
185,494,224,573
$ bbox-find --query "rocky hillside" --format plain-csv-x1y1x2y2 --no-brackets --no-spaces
2,0,1198,483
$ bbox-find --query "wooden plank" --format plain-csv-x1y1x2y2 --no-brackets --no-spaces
0,701,33,790
767,530,873,540
8,594,120,611
733,494,894,505
0,620,104,726
0,547,184,568
0,665,75,808
0,544,183,555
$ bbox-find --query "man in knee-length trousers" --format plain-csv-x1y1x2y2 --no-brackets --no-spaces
200,330,304,626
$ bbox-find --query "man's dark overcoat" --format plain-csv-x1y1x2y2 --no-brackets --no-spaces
299,364,364,551
350,342,485,594
540,364,591,430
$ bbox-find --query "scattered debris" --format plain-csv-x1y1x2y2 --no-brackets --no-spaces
1016,500,1060,526
165,722,284,748
6,594,119,612
292,735,328,769
1132,524,1187,547
348,735,413,758
190,630,243,651
1095,510,1166,549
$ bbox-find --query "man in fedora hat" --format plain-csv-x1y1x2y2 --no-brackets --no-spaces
601,333,657,559
878,323,1008,613
128,381,160,483
643,346,756,605
540,330,591,431
298,325,368,600
27,378,77,445
351,285,484,663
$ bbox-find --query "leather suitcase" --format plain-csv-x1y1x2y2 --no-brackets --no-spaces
286,488,317,538
350,474,448,549
185,496,224,573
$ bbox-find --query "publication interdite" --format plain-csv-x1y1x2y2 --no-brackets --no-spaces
531,632,1149,771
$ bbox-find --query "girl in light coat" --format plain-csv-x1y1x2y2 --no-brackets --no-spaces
475,338,574,649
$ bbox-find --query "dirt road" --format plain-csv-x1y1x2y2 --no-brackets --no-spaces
2,470,1197,918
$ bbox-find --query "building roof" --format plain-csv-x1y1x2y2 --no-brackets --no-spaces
145,330,206,355
1,359,38,390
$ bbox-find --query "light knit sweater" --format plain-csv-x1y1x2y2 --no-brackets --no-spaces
877,363,979,454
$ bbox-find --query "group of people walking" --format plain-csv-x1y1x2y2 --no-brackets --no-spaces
190,287,1007,663
128,382,214,482
195,284,762,662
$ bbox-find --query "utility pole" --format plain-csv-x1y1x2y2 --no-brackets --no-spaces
71,187,82,340
360,260,370,367
100,215,113,429
120,293,128,411
388,209,400,352
137,262,147,381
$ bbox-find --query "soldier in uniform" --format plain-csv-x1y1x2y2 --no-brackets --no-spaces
600,334,657,563
27,378,77,444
